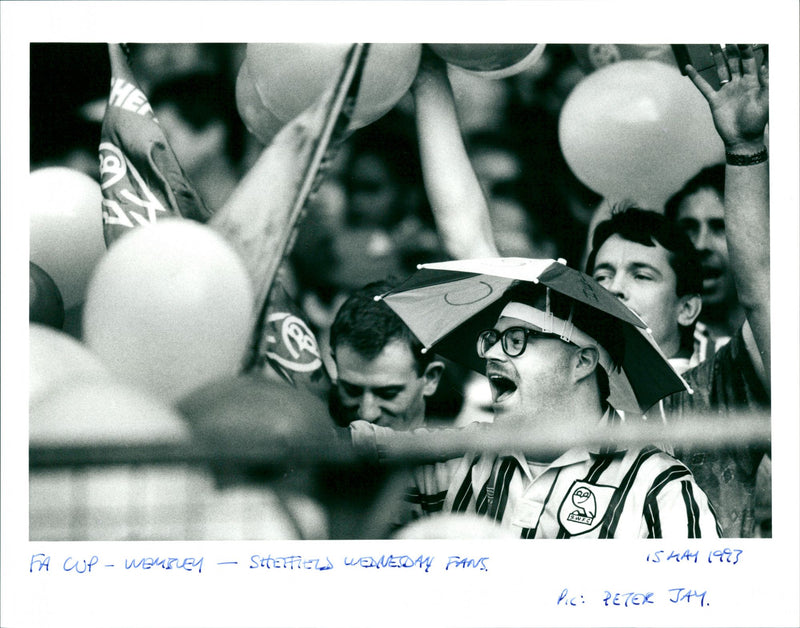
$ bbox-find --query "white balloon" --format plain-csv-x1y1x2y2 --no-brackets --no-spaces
245,43,421,131
30,323,112,409
29,167,106,308
83,219,254,402
31,380,191,447
559,60,724,210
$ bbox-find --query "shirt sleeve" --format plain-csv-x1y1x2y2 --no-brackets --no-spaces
641,472,722,539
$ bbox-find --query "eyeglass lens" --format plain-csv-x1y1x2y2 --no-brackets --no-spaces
477,328,537,358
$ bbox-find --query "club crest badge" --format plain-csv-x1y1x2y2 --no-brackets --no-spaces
558,480,616,535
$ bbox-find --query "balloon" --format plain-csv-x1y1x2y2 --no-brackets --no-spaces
177,375,339,466
429,43,546,79
558,60,724,210
30,323,113,410
30,379,190,447
244,43,421,132
30,261,65,329
29,167,107,309
235,58,287,145
82,219,254,403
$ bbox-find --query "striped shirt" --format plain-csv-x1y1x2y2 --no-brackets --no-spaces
351,423,721,539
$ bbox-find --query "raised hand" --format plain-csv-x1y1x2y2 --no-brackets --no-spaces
686,44,768,152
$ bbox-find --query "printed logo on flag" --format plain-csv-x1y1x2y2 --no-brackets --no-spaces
262,312,323,373
99,141,169,230
107,77,155,117
558,480,616,535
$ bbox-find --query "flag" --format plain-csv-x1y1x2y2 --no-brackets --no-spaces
98,44,212,246
211,44,370,380
255,277,331,399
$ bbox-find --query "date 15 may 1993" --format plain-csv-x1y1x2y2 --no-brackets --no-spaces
646,548,743,565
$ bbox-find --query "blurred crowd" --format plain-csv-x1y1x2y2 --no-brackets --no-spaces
31,42,599,379
29,43,770,541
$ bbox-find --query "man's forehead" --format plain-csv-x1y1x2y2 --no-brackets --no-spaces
595,234,673,271
677,187,725,220
335,340,418,378
494,315,545,332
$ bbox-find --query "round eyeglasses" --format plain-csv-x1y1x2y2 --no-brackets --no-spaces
477,326,560,358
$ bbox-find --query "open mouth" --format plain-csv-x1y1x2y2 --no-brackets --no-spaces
701,265,723,281
489,374,518,403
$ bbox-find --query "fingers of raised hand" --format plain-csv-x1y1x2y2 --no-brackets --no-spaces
685,63,716,101
710,44,732,84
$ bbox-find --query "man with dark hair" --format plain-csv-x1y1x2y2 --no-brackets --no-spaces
329,280,444,430
323,280,449,538
585,206,704,369
665,164,743,343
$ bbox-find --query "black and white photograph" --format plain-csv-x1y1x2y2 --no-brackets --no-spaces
2,2,799,627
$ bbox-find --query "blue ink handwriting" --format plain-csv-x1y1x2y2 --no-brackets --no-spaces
343,554,434,573
668,587,708,607
646,548,742,565
445,556,489,571
249,555,333,570
557,588,586,606
124,557,203,573
602,591,655,607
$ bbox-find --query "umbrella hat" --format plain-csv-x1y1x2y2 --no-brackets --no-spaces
378,258,691,415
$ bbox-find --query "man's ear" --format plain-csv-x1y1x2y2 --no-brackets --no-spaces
677,293,703,327
422,360,445,397
572,345,600,384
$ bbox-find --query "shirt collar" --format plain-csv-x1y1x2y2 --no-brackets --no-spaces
488,408,624,478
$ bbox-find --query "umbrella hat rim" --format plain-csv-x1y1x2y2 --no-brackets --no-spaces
413,258,648,330
380,258,689,414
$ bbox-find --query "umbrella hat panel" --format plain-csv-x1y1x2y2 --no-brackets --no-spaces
402,258,647,330
608,322,690,414
537,262,647,329
380,258,690,415
379,270,515,348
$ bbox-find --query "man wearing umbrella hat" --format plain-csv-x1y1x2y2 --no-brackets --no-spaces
352,258,722,538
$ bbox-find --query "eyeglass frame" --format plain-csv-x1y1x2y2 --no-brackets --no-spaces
476,326,568,359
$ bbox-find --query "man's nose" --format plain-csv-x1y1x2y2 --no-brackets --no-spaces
693,224,711,251
607,274,628,300
483,336,507,360
357,392,382,422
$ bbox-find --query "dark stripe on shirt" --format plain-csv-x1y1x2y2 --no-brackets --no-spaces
451,455,480,514
585,454,615,484
645,499,661,538
681,481,702,538
599,447,660,539
488,457,517,522
643,465,692,537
